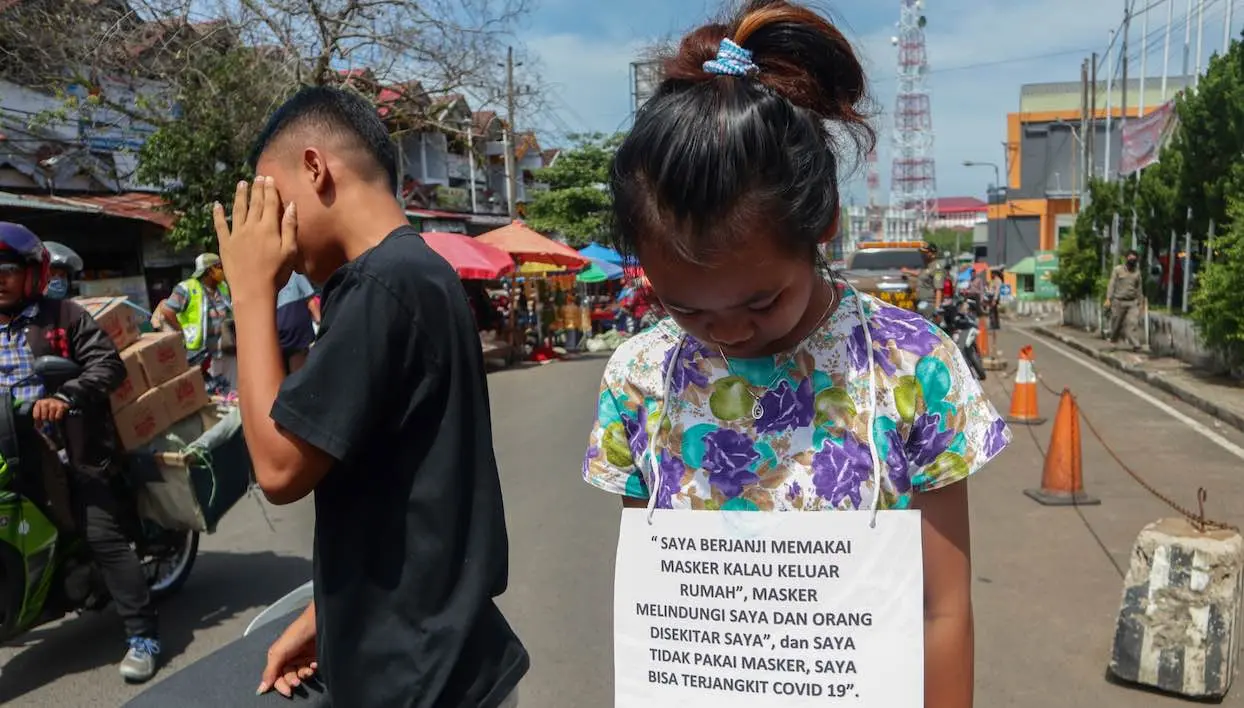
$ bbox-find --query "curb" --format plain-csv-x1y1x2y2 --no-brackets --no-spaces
1030,325,1244,435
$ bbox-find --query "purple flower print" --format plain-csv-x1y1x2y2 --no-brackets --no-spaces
662,339,710,394
983,417,1010,459
756,378,815,434
811,434,874,508
872,306,942,357
883,429,911,494
582,445,599,477
656,450,685,508
846,324,873,372
785,480,803,503
905,412,955,468
623,406,649,463
847,306,943,376
701,428,760,497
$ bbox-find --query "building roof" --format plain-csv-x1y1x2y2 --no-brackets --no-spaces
0,190,173,227
936,197,987,214
1018,76,1194,114
472,110,501,137
68,191,173,227
513,132,541,161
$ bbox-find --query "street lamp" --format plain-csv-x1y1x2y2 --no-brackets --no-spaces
964,160,1003,264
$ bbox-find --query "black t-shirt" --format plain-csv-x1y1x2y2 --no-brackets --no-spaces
271,227,529,708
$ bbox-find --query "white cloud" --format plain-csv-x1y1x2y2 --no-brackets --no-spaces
526,0,1234,198
524,33,652,141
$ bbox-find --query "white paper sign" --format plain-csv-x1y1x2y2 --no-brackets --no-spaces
614,509,925,708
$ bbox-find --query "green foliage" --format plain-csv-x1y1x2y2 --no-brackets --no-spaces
1171,37,1244,237
923,227,972,256
136,50,295,250
524,132,624,248
1190,197,1244,369
1051,178,1122,301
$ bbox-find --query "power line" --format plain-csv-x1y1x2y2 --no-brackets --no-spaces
871,46,1097,85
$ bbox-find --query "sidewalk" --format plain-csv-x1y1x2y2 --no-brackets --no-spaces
1031,321,1244,434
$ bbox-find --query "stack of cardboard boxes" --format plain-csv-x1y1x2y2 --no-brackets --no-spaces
75,298,211,451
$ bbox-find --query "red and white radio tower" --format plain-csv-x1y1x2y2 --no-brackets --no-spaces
889,0,937,239
865,150,884,241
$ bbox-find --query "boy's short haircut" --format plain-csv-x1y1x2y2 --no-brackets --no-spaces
249,86,398,193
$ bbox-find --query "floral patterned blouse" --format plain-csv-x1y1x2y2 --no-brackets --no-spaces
582,289,1011,511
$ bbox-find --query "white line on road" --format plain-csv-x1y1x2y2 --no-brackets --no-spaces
1025,331,1244,462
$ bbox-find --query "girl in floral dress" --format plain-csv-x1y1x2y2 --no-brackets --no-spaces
581,2,1011,704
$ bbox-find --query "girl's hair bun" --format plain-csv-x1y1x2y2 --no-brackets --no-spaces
663,0,874,150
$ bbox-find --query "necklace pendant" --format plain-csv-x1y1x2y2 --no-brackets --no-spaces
751,400,764,420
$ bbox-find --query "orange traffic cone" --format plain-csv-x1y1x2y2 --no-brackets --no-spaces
1024,388,1100,506
1005,345,1046,425
977,316,992,358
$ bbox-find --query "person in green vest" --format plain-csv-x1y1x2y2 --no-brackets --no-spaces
157,253,233,385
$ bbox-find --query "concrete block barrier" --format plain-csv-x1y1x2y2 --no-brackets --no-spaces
1109,517,1244,699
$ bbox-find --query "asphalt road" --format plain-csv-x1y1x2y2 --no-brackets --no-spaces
4,328,1244,707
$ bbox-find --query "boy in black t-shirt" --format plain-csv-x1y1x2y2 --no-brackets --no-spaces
213,86,528,708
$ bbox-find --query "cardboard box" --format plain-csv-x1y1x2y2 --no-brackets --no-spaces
128,332,188,388
158,368,210,424
76,297,140,351
114,388,170,451
110,347,148,412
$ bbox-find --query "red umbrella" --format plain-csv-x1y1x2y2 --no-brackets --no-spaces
476,220,589,269
421,232,515,280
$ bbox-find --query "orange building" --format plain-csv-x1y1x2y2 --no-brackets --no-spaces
989,76,1192,267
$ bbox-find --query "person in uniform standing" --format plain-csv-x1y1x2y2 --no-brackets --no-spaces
157,253,234,389
1105,249,1143,351
902,243,942,319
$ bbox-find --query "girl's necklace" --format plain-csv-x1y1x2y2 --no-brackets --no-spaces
717,282,841,420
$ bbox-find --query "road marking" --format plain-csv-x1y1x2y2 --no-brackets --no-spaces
1025,332,1244,462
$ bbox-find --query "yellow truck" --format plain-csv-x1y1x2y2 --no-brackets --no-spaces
839,241,929,312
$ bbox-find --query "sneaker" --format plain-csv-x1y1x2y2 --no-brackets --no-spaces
120,636,161,683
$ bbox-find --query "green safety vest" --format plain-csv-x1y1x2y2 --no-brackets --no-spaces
175,278,231,353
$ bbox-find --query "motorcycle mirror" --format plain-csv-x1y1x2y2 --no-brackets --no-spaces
33,355,82,380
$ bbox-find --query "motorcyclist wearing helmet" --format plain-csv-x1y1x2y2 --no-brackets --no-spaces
44,241,84,300
0,223,160,683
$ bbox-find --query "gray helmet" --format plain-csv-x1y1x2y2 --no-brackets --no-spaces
45,241,83,275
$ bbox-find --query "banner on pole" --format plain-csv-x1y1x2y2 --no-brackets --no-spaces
1120,101,1177,175
613,509,924,707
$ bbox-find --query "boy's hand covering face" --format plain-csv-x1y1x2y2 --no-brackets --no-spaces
214,176,299,300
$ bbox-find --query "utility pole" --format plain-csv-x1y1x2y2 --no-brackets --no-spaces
1162,0,1174,101
504,46,519,219
1080,58,1090,196
1139,0,1148,117
1195,0,1205,86
1182,0,1193,83
1105,33,1115,181
1090,52,1099,182
1121,2,1131,138
1227,0,1236,53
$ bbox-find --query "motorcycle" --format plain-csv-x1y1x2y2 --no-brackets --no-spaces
938,297,987,382
0,355,198,643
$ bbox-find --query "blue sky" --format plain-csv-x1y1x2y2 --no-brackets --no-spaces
517,0,1239,201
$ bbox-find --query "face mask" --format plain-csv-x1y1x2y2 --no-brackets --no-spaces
46,276,69,299
1126,260,1138,270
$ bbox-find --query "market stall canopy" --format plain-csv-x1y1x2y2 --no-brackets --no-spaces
577,258,624,284
518,261,568,276
477,220,588,269
578,242,625,265
420,231,515,280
